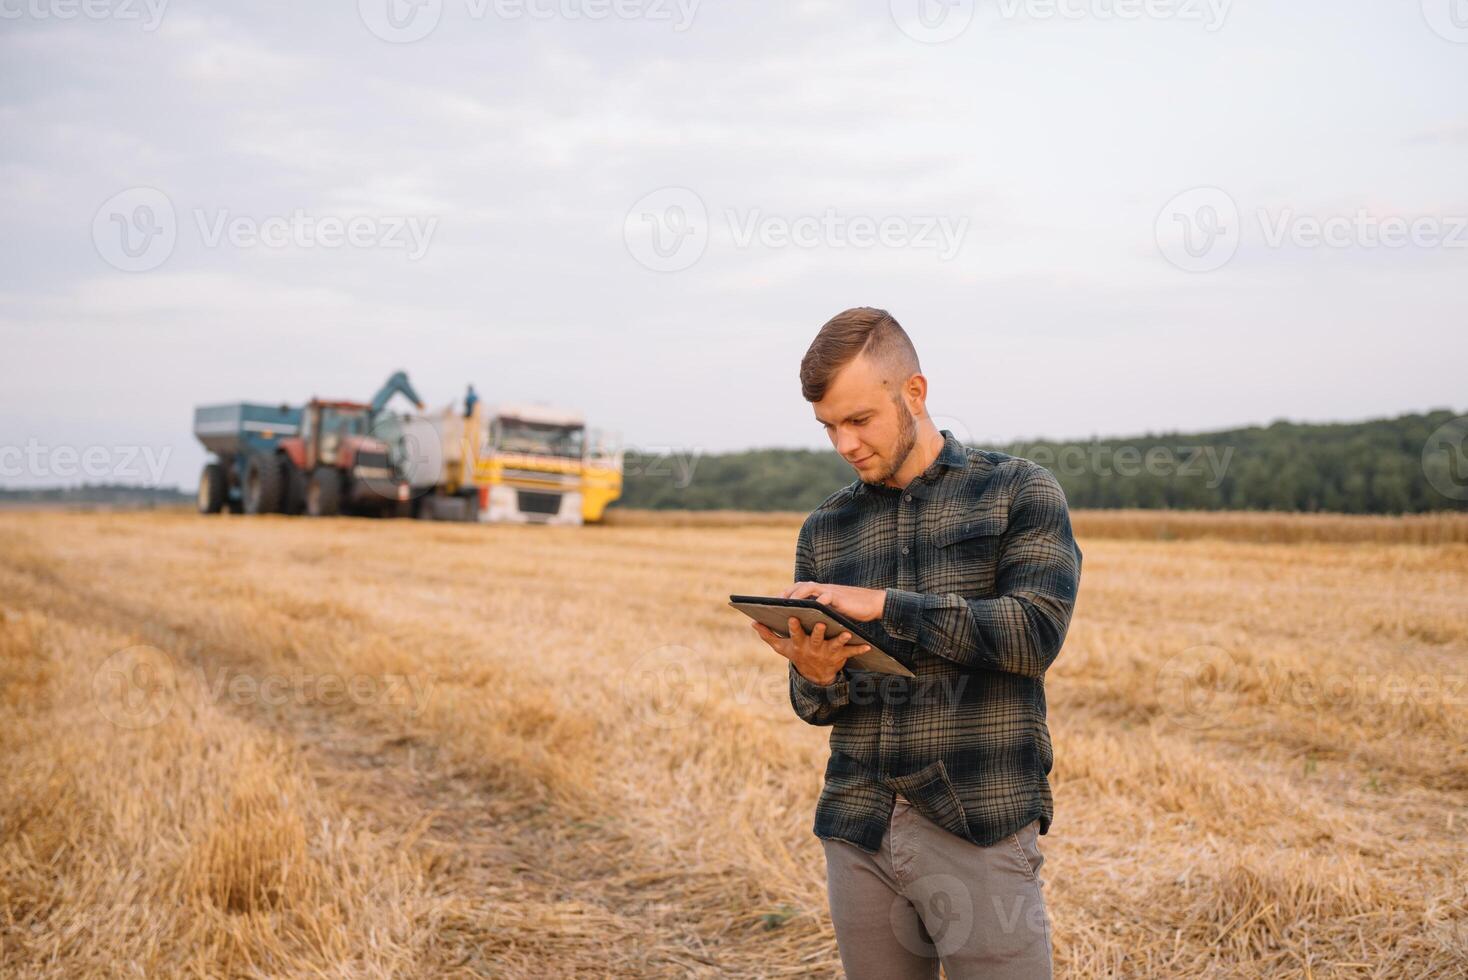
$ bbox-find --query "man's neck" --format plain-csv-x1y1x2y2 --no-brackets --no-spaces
882,425,946,488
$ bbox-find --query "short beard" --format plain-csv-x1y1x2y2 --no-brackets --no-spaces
871,402,918,486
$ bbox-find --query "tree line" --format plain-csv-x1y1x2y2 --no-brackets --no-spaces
616,410,1468,515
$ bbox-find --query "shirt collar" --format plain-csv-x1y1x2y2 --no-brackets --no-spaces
855,429,967,496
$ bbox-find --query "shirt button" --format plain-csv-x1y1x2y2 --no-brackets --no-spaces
904,494,912,502
901,546,909,555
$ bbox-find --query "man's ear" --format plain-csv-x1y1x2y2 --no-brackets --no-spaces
902,373,928,412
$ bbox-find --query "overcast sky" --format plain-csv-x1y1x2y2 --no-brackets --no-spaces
2,0,1465,489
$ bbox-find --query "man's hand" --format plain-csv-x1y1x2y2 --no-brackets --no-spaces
752,615,871,687
779,582,887,622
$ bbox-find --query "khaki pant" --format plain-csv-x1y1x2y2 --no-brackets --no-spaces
821,796,1052,979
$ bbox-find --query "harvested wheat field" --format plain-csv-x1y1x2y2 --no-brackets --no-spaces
1,509,1464,978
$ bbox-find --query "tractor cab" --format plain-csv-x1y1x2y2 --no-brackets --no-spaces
298,400,374,471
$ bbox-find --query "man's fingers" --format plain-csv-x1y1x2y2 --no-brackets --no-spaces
787,582,823,601
752,622,793,659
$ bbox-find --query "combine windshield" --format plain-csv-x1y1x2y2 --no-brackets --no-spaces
494,418,585,459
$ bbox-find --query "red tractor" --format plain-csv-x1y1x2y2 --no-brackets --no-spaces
235,372,423,518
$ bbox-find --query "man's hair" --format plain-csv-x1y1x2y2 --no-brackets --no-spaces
800,307,922,403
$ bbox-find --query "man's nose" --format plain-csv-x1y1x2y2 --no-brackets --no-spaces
835,430,862,457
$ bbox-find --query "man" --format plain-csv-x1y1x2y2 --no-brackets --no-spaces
752,307,1082,979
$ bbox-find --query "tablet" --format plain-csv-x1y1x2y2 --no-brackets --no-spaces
729,594,915,677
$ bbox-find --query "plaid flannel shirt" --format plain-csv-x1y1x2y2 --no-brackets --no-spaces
788,429,1082,852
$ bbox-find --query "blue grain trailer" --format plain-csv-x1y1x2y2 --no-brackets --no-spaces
193,403,302,514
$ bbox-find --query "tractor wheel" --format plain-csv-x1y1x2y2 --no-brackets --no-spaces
282,458,307,515
198,463,227,514
244,454,286,515
306,469,342,517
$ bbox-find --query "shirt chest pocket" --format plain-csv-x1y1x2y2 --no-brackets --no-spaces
923,509,1009,597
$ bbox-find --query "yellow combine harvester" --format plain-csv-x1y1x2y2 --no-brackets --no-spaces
419,398,622,525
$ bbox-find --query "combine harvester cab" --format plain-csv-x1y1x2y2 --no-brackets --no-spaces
421,400,622,525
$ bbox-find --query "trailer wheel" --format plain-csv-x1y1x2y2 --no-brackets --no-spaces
198,463,227,514
244,454,286,515
306,469,342,517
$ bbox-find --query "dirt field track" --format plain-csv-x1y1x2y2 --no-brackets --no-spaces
2,509,1465,978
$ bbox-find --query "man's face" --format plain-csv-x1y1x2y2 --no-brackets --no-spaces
812,353,918,486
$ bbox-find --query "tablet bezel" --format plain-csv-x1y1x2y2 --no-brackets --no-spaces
728,594,915,678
